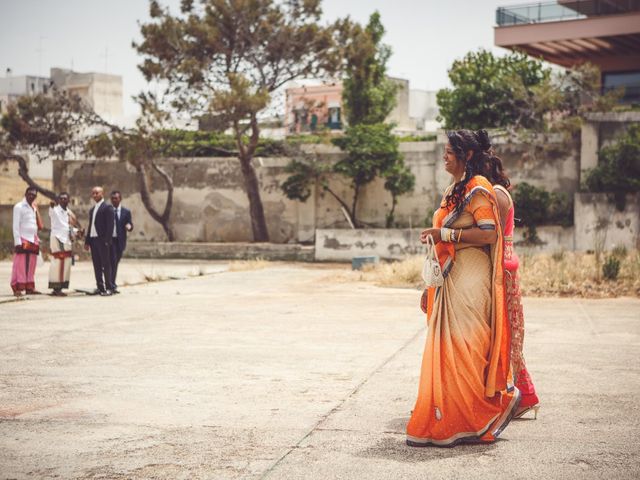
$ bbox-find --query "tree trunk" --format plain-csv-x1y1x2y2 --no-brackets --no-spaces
239,155,269,242
2,154,57,200
386,195,397,228
322,185,357,228
233,116,269,242
350,184,361,228
135,160,175,241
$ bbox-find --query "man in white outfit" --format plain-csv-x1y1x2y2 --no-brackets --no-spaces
11,187,42,296
48,192,80,296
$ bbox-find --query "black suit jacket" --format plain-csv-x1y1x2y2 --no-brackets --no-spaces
113,206,133,253
85,202,115,245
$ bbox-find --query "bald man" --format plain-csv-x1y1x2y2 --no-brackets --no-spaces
84,186,115,296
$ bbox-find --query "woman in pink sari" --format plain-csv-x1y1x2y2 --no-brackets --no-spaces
477,129,540,418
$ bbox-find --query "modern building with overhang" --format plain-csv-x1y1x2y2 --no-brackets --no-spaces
494,0,640,104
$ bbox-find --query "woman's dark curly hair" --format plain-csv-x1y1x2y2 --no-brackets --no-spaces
477,130,510,190
444,129,510,211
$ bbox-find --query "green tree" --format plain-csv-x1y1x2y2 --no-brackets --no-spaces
510,63,622,141
339,12,413,226
383,162,415,227
437,50,622,137
437,49,550,130
0,90,91,200
340,11,397,126
333,123,404,226
84,94,178,241
584,124,640,210
0,87,180,241
282,123,404,228
135,0,341,242
283,12,414,228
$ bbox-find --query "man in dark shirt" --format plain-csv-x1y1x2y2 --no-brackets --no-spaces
84,186,114,296
109,190,133,294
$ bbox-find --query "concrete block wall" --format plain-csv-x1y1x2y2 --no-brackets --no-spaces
574,193,640,252
315,228,427,262
314,194,639,261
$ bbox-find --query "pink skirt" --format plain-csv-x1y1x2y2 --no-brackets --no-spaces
11,236,39,293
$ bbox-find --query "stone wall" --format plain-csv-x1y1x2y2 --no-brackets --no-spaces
125,241,314,261
52,140,580,244
53,157,302,244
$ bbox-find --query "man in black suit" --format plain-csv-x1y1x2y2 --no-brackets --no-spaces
84,186,114,296
109,190,133,294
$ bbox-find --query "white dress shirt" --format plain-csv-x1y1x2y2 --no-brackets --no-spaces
49,205,71,244
89,199,104,238
12,198,38,246
113,206,120,237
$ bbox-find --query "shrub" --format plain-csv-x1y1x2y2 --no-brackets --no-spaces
583,124,640,210
513,183,574,242
513,182,551,242
603,255,621,280
548,192,574,227
0,226,13,260
397,134,437,142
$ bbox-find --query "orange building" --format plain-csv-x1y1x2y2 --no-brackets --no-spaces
285,82,343,134
495,0,640,103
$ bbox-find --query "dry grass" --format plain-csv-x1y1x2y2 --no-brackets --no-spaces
519,250,640,298
322,256,424,289
228,258,272,272
360,256,424,288
325,251,640,298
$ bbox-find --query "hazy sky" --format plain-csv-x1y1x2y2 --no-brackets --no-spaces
0,0,510,117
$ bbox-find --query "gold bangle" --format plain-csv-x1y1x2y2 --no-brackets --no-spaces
458,229,463,243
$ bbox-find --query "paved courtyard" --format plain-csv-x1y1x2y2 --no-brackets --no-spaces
0,260,639,479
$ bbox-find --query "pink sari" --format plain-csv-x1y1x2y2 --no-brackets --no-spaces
495,185,539,409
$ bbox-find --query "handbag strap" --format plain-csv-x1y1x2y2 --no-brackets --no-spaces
426,234,436,256
424,234,440,265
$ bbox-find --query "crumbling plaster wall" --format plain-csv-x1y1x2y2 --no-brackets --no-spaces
52,141,579,243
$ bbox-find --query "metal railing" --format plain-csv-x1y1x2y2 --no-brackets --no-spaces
604,85,640,104
496,0,640,26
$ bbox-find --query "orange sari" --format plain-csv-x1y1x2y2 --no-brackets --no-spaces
407,176,520,446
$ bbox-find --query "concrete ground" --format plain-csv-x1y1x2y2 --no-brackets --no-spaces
0,260,639,479
0,259,227,301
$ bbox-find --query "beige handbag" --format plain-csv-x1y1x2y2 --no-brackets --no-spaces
421,234,444,288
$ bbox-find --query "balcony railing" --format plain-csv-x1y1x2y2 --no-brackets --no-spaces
496,0,640,26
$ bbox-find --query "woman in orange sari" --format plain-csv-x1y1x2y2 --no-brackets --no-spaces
478,130,540,419
407,130,520,447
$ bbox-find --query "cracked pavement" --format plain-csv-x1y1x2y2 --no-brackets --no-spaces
1,261,639,479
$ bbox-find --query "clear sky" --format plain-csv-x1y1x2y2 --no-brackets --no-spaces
0,0,510,118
